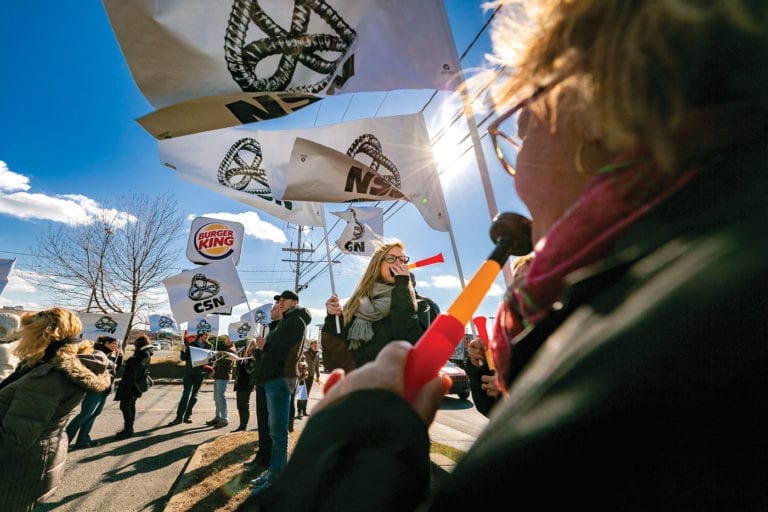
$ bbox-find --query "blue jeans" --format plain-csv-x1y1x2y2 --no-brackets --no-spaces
176,373,205,420
66,390,108,445
213,379,229,421
264,377,294,473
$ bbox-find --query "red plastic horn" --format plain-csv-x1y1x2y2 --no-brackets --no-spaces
472,316,496,371
403,213,531,402
407,252,444,269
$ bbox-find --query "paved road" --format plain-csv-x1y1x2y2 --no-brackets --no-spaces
36,377,486,511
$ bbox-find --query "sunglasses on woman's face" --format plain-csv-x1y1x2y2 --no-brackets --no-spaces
382,254,410,264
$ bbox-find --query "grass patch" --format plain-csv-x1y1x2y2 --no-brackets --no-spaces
164,433,467,510
149,354,186,380
430,441,465,463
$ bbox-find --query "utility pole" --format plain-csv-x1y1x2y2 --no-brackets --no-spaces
282,225,332,295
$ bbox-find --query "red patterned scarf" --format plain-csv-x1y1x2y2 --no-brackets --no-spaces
490,154,696,393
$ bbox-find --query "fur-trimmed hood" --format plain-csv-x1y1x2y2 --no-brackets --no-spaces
28,348,112,394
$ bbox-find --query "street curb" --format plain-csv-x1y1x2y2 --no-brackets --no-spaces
163,440,207,512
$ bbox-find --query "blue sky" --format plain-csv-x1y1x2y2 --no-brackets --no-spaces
0,1,529,338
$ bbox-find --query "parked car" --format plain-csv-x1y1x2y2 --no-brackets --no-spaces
159,341,172,350
439,360,470,400
151,341,161,351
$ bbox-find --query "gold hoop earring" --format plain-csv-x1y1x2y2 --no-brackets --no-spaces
574,142,589,175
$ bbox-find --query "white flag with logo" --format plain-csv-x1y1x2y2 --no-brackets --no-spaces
332,207,384,256
240,302,274,325
102,0,461,138
163,259,247,324
160,130,325,227
149,313,179,333
187,315,220,336
228,320,255,343
279,113,449,231
78,312,132,342
0,258,15,296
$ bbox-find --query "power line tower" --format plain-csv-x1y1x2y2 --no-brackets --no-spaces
281,225,316,294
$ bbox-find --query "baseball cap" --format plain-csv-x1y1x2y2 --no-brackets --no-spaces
278,290,299,302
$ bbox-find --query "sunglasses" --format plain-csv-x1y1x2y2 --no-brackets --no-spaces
382,254,410,264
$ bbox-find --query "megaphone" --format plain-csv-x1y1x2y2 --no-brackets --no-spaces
407,252,444,270
189,346,215,367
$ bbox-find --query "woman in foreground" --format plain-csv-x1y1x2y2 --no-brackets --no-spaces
244,1,768,509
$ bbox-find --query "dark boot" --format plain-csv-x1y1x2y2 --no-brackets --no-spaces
115,428,133,439
183,397,197,423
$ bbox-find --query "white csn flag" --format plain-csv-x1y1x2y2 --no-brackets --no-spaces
240,302,273,325
186,315,221,336
102,0,461,138
78,312,132,342
332,207,383,256
149,313,179,333
228,320,255,343
160,130,325,227
0,258,15,296
163,259,247,324
278,113,450,231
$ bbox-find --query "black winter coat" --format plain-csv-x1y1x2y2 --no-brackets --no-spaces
255,308,311,383
321,275,424,371
115,347,151,400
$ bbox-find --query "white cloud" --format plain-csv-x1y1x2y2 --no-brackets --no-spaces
428,274,463,289
0,161,31,192
0,191,101,225
0,162,134,227
189,211,287,243
420,276,504,297
6,269,38,294
486,282,505,297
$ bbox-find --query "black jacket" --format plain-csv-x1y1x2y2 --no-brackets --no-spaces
251,150,768,510
115,346,151,400
255,307,311,383
94,340,123,395
321,275,424,371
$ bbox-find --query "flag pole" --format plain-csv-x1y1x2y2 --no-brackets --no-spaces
320,210,342,334
456,87,513,286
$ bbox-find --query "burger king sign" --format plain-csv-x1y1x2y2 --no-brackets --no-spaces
186,217,245,265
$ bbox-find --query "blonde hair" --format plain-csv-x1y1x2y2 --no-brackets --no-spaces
342,240,406,324
490,0,768,169
15,307,87,367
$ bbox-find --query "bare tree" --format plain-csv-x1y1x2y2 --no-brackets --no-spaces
33,192,185,344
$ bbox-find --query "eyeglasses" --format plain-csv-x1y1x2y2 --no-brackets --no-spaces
382,254,410,264
487,77,565,176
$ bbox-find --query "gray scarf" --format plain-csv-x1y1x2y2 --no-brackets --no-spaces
348,282,393,350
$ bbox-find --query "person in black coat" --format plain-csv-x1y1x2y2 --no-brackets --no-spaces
67,335,123,447
168,332,212,425
114,335,152,439
239,1,768,510
232,339,257,432
321,241,423,372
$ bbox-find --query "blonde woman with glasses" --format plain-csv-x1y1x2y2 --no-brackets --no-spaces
321,240,424,370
